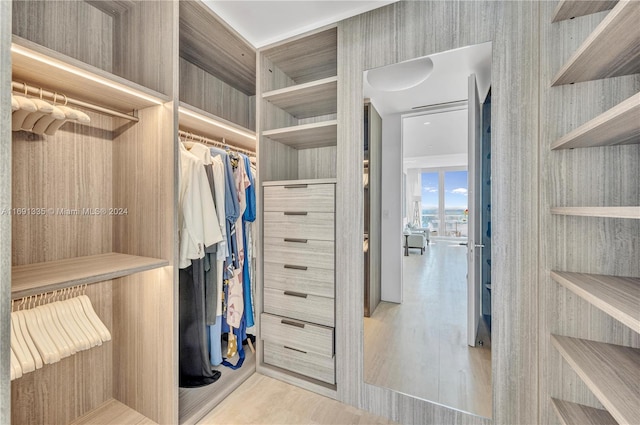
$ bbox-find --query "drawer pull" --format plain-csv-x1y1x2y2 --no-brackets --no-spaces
284,238,308,243
281,319,305,329
284,346,307,354
283,290,308,298
284,211,308,216
284,184,308,189
284,264,308,271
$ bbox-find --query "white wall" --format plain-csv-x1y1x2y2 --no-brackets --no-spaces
380,112,402,303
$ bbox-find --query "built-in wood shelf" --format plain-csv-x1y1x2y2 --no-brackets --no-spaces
12,36,169,113
552,1,640,85
551,335,640,425
551,206,640,219
551,398,617,425
263,120,337,149
551,271,640,332
70,399,156,425
178,102,256,152
551,0,618,22
11,253,169,299
552,93,640,149
263,76,337,119
262,178,338,187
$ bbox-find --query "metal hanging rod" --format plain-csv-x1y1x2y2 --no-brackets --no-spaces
12,81,139,122
178,129,256,157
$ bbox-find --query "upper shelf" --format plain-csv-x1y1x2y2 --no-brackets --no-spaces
262,27,337,85
12,36,168,113
178,102,257,152
552,1,640,85
263,77,338,119
551,0,618,22
12,253,169,299
551,335,640,425
551,398,617,425
551,207,640,219
262,120,337,149
179,0,256,96
551,93,640,149
550,271,640,333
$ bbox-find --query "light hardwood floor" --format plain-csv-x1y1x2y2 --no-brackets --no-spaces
197,374,396,425
364,241,492,418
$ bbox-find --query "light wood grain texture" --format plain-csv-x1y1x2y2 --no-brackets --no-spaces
550,398,617,425
11,109,113,266
70,398,156,425
551,206,640,219
263,178,338,186
263,288,334,328
0,4,12,422
261,138,299,181
263,183,334,212
550,271,640,332
551,92,640,149
261,313,334,357
179,350,256,425
11,282,113,425
179,0,255,96
263,212,335,241
263,121,337,149
262,27,337,86
178,102,256,152
298,146,338,180
263,77,337,119
11,253,168,299
85,1,135,17
264,343,335,384
552,1,640,85
263,238,334,270
263,262,334,299
12,0,114,72
179,59,253,131
12,37,168,112
551,335,640,425
551,1,618,22
198,374,391,424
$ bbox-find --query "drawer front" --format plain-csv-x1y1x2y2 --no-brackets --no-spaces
264,342,335,384
263,287,334,327
261,313,334,357
264,237,334,270
264,261,334,298
263,212,334,241
264,184,334,213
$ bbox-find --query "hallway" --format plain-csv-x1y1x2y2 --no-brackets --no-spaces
364,241,492,418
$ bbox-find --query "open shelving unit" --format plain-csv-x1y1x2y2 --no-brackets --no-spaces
551,0,618,23
550,398,616,425
262,76,337,119
552,1,640,85
262,120,337,149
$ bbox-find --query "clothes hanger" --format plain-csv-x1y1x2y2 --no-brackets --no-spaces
21,88,55,131
44,98,91,136
10,301,36,375
11,94,19,111
40,293,72,358
11,85,37,130
14,299,43,370
31,92,66,135
67,287,101,348
60,287,92,350
47,291,77,355
78,287,111,342
24,295,60,364
10,348,22,381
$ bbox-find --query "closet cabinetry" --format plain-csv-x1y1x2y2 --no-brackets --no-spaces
547,1,640,424
257,26,339,394
8,1,176,424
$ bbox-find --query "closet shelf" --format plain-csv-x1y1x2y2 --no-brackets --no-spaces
550,398,617,425
551,271,640,332
178,102,256,152
263,178,338,186
263,76,337,119
11,253,169,299
70,399,157,425
551,335,640,425
12,36,169,113
551,0,618,23
552,93,640,149
551,206,640,219
263,120,337,149
552,1,640,86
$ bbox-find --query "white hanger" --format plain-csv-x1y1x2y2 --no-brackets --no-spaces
11,94,19,111
10,348,22,380
21,95,55,131
56,288,90,351
38,296,72,358
11,313,36,373
32,295,67,360
64,289,99,348
11,95,37,130
44,104,91,136
69,296,102,347
32,104,65,135
13,301,43,370
10,305,36,374
23,296,59,364
78,292,111,342
47,292,77,355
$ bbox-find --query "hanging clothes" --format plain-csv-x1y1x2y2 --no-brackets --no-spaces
242,154,256,329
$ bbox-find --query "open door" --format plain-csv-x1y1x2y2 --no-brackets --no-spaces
467,74,482,347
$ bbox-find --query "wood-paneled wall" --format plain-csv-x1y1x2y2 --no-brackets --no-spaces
337,2,540,424
539,4,640,424
0,3,12,423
